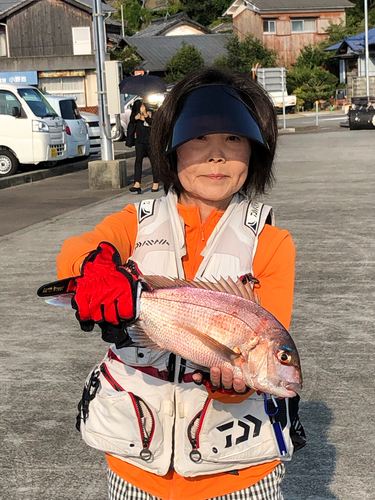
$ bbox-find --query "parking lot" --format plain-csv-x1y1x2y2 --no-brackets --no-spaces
0,128,375,500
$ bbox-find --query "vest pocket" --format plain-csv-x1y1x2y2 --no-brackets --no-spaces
177,395,292,477
80,363,164,464
196,397,290,464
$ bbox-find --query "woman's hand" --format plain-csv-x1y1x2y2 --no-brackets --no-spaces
192,366,247,394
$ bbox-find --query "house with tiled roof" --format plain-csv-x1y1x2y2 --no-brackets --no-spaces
0,0,116,108
132,12,211,38
120,34,230,74
224,0,355,66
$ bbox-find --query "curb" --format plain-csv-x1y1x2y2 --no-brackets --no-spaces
278,127,296,134
0,150,136,190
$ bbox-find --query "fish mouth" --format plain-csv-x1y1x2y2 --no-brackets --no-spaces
282,382,302,398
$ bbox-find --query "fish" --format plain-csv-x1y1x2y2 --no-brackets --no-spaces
128,274,302,398
38,273,302,398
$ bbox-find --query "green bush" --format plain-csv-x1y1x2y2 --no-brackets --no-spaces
287,67,338,110
165,42,204,83
214,35,277,73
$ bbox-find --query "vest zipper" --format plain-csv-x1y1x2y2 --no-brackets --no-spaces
187,397,211,463
100,363,155,461
100,363,125,391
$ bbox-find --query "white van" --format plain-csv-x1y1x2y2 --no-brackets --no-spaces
0,84,67,177
44,95,90,159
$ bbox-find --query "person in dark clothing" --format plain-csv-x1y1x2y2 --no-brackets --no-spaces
129,100,159,194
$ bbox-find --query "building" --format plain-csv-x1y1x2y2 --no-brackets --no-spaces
223,0,355,66
121,34,229,75
132,12,212,37
0,0,117,109
326,27,375,100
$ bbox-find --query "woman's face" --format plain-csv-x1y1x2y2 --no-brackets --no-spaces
176,133,251,209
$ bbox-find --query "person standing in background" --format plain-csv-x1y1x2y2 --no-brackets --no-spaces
129,100,159,194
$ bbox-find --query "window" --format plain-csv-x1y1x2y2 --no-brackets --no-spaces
0,90,21,116
263,20,276,34
59,99,82,120
17,88,57,118
0,25,7,57
291,19,316,33
72,27,92,55
39,76,86,107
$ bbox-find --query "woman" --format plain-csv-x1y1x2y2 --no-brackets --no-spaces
128,100,159,194
56,68,298,500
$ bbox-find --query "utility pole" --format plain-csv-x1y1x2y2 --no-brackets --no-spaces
92,0,114,161
364,0,370,99
121,4,125,38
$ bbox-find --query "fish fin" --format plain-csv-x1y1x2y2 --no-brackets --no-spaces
143,275,260,303
183,325,243,364
127,323,164,351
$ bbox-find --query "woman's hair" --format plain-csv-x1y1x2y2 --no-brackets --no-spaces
130,99,142,117
150,68,278,198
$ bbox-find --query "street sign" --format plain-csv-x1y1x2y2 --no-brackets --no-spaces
256,68,286,92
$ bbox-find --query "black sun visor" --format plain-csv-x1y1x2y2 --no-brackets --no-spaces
165,85,270,155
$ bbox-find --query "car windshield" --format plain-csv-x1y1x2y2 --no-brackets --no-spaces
17,88,58,118
59,99,82,120
124,94,137,108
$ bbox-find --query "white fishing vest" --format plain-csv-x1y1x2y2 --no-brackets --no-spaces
79,191,293,477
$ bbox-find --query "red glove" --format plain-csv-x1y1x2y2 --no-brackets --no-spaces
72,242,142,332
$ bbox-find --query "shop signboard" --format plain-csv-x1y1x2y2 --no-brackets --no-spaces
0,71,38,85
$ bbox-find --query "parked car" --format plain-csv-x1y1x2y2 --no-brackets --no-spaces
0,83,67,177
44,95,90,159
80,111,101,155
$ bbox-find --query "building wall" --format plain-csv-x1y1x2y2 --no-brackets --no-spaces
165,25,206,36
233,9,346,66
85,69,98,107
347,75,375,101
6,0,92,57
234,9,263,40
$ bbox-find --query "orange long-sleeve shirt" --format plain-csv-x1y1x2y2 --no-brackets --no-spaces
57,201,295,500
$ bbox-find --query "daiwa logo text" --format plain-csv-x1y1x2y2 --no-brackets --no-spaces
135,239,170,249
216,415,262,448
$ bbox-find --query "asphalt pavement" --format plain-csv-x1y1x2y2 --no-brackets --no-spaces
1,128,375,500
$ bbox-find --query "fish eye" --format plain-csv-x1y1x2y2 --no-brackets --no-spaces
277,350,292,364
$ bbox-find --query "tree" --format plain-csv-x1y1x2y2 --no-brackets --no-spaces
294,44,330,70
179,0,233,27
346,0,375,27
214,35,277,73
114,0,153,33
110,46,142,75
287,67,338,109
165,42,204,83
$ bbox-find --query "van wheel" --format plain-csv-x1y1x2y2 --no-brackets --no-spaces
0,150,19,177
